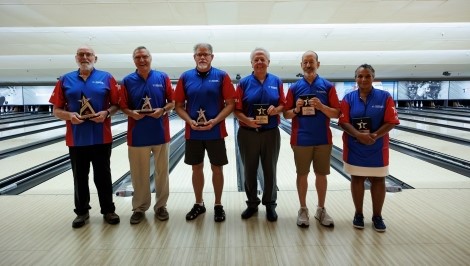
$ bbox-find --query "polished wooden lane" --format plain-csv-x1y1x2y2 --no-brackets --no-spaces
0,189,469,265
1,116,469,265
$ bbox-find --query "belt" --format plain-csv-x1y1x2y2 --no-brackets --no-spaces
241,126,277,133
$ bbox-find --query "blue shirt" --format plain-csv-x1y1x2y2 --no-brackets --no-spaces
235,73,286,129
49,68,119,146
339,88,400,167
285,75,340,146
174,67,235,140
120,70,173,146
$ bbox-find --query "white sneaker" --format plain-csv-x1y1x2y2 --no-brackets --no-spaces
297,207,309,228
314,207,334,227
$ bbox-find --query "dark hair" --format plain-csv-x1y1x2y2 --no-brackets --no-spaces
133,46,150,57
355,64,375,78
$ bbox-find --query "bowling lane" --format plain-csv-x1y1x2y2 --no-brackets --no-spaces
0,123,128,179
331,127,470,189
23,116,185,195
398,113,470,129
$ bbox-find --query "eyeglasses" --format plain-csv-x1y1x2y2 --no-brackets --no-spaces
195,53,212,58
134,55,150,60
76,52,95,58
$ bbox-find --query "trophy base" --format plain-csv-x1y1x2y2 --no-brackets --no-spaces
255,115,269,124
136,109,155,114
301,106,316,116
79,114,100,120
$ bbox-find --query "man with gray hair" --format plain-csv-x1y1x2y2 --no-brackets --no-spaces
174,43,235,222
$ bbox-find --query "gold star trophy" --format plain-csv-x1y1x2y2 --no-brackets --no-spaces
352,117,371,133
299,94,316,115
78,92,99,120
253,104,269,124
136,94,155,113
196,107,208,126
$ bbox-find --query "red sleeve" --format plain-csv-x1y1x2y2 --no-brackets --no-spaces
109,76,120,106
235,83,244,110
338,99,351,124
49,80,66,108
164,75,174,102
174,78,186,103
328,86,341,109
285,89,294,110
118,83,129,109
277,82,286,106
222,74,235,100
384,96,400,125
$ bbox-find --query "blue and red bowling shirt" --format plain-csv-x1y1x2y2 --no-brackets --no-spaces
119,70,173,146
235,73,286,129
174,67,235,140
339,88,400,167
285,75,340,146
49,68,119,147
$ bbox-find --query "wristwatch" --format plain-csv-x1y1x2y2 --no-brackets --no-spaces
292,108,300,115
106,109,111,118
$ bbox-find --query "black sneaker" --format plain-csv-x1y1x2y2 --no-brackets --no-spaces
186,203,206,220
72,212,89,228
103,212,120,225
372,216,386,232
241,207,258,219
214,205,226,222
266,207,278,222
353,213,364,229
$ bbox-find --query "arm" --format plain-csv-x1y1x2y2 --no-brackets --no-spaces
53,106,83,125
339,121,376,145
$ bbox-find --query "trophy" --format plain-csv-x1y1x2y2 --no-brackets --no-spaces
196,107,208,126
352,117,371,133
253,104,269,124
136,95,155,113
299,94,316,115
78,92,99,120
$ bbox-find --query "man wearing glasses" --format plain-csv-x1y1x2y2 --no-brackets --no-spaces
49,45,120,228
174,43,235,222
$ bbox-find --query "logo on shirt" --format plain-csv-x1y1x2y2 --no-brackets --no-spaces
92,80,104,85
268,86,277,90
208,79,219,83
152,84,164,87
371,105,384,108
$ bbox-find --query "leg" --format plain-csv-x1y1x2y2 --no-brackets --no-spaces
315,173,327,208
90,144,115,214
369,176,386,216
259,128,280,208
237,128,261,208
297,174,308,207
128,146,152,212
351,175,367,214
192,163,205,204
152,143,170,210
211,164,224,205
69,146,91,215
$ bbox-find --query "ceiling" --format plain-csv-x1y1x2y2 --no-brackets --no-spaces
1,0,470,84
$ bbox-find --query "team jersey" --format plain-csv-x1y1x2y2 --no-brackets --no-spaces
285,75,340,146
174,67,235,140
49,68,119,147
235,73,286,129
119,70,173,146
339,88,400,167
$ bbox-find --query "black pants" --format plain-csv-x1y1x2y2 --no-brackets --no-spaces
69,144,115,215
237,127,280,209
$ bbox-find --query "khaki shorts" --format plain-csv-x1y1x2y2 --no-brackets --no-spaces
292,144,332,175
